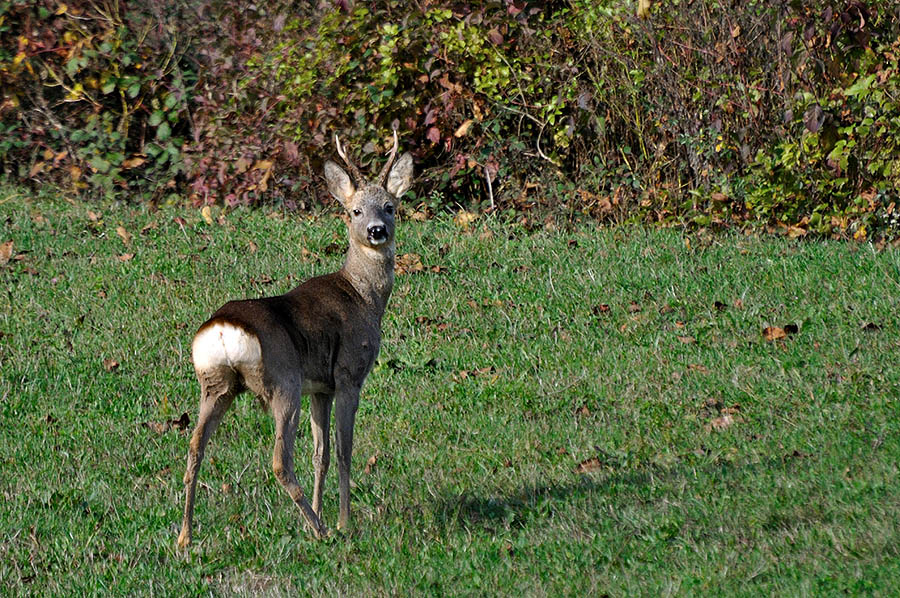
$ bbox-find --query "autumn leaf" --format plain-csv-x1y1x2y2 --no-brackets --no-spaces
763,325,797,341
575,457,604,474
363,454,378,474
0,240,13,266
201,206,214,225
453,210,478,229
122,156,146,169
118,253,134,262
116,226,132,246
454,119,474,137
103,358,120,372
395,253,424,275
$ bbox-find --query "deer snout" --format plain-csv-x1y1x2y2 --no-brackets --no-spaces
367,223,388,244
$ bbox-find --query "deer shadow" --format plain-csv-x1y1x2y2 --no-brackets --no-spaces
429,451,810,533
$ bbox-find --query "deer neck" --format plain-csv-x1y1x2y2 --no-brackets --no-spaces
340,240,395,316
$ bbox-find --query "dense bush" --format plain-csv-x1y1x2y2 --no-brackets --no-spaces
2,0,898,238
0,0,193,201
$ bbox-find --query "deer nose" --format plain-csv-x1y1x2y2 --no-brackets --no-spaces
367,224,388,241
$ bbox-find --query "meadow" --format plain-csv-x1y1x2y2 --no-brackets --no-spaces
1,188,899,596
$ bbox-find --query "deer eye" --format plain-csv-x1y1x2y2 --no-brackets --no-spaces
384,203,394,214
352,208,362,217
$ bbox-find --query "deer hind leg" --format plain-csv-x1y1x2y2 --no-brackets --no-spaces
310,392,333,518
334,386,361,531
270,384,328,539
177,370,236,548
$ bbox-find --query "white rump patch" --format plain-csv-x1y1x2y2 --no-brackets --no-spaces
192,322,262,372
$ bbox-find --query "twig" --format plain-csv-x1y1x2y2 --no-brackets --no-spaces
484,165,494,210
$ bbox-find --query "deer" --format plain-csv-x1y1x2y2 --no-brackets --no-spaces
177,131,413,547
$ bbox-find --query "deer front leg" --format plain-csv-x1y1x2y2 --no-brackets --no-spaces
271,388,328,539
177,379,235,548
334,387,360,531
310,393,333,518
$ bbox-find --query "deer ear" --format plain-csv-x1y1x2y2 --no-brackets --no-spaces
324,161,355,206
386,153,413,199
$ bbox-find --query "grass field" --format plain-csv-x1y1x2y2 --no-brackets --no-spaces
1,188,899,596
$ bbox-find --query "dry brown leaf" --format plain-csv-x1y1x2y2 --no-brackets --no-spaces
454,119,474,138
116,226,132,246
453,210,478,229
201,206,214,225
708,414,737,431
575,457,604,474
87,210,101,222
363,454,378,475
122,156,146,169
118,253,134,262
103,358,119,372
763,326,787,341
677,335,696,344
627,301,642,313
0,240,13,266
395,253,424,275
248,240,258,253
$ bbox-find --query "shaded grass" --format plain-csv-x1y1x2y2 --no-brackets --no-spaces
1,187,899,596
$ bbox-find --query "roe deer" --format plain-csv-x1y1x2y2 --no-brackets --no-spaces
177,132,413,547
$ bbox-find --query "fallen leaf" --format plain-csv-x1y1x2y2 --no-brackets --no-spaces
103,358,120,372
363,454,378,475
677,335,696,344
627,301,642,313
453,210,478,229
87,210,101,222
395,253,424,275
454,119,474,138
118,253,134,262
122,156,146,169
170,412,190,430
733,299,744,309
201,206,214,225
763,326,786,341
689,363,710,374
116,226,132,246
592,304,611,315
140,222,158,234
708,414,736,431
575,405,590,417
575,457,604,474
0,240,13,266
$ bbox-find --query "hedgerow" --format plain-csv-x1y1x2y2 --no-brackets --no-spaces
2,1,898,239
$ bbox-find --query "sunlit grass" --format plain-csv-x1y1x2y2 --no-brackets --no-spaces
1,187,899,596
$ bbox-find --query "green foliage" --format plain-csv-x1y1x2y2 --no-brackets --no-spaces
2,1,899,238
0,0,192,201
748,38,900,239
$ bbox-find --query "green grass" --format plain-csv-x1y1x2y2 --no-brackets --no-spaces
1,187,899,596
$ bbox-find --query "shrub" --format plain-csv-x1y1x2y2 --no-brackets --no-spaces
0,0,193,201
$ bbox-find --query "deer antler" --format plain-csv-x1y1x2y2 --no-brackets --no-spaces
334,134,366,186
377,129,399,187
